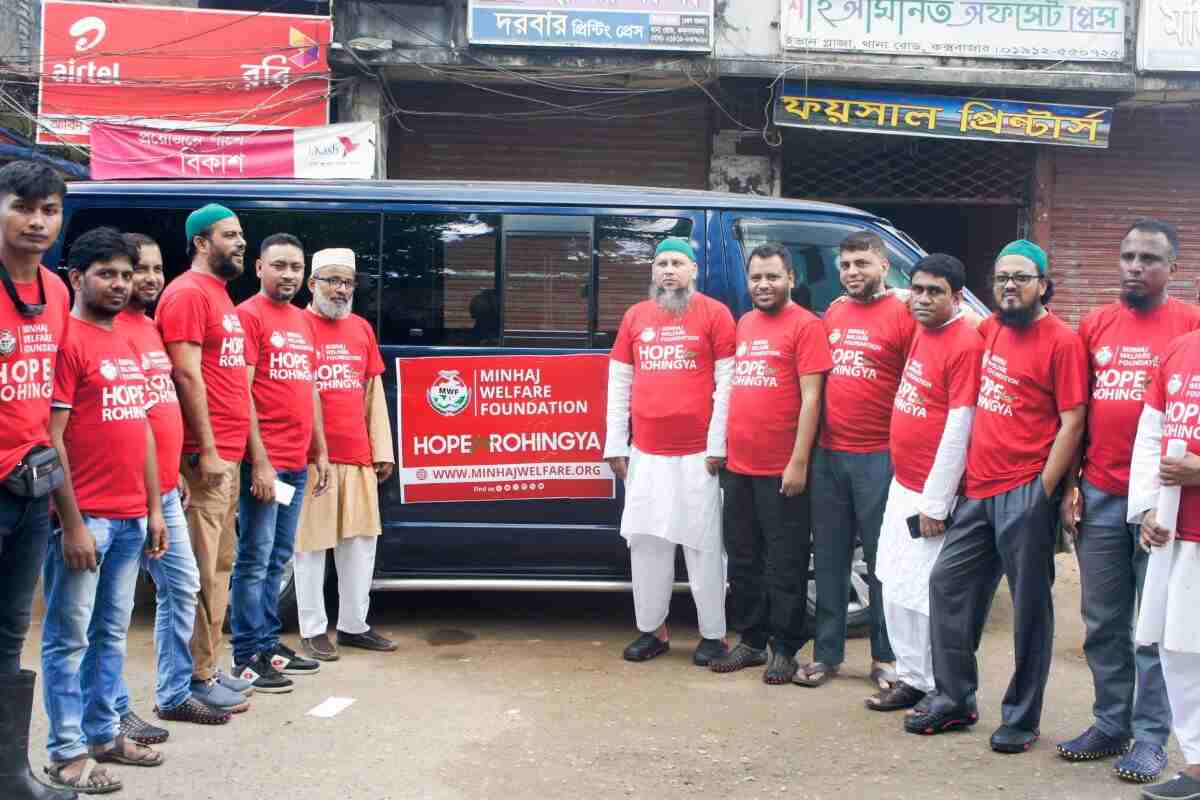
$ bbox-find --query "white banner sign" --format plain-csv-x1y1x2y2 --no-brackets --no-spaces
1138,0,1200,71
780,0,1126,61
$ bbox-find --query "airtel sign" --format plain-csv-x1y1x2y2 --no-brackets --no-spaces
38,1,331,146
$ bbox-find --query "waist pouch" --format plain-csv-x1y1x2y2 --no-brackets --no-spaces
3,445,64,499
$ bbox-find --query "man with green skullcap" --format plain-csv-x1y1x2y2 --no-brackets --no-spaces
604,236,736,666
911,239,1088,754
155,203,263,709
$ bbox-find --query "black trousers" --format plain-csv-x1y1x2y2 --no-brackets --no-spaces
928,476,1057,732
721,470,812,658
0,486,51,676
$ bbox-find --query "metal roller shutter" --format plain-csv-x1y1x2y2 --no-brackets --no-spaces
386,83,711,189
1049,109,1200,327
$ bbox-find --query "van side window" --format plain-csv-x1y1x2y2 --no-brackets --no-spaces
734,218,911,315
500,214,591,348
381,213,501,347
595,216,693,346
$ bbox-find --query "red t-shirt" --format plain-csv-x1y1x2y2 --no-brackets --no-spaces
155,271,250,462
727,304,833,476
820,294,917,453
890,317,984,494
308,310,386,467
116,308,185,496
1145,331,1200,543
237,294,316,471
52,319,150,519
0,267,70,483
1079,298,1200,497
609,293,736,456
965,313,1088,499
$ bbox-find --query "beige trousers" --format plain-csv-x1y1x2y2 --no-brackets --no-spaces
181,457,240,681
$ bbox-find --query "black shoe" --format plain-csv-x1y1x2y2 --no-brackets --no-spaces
233,654,294,694
623,633,669,662
708,641,766,673
118,711,169,745
991,724,1039,753
267,642,320,675
904,701,979,735
1142,773,1200,800
0,670,78,799
336,628,398,652
692,638,730,667
1117,742,1170,784
1057,725,1128,762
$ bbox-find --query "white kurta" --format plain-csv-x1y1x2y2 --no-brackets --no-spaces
620,446,722,552
876,479,946,615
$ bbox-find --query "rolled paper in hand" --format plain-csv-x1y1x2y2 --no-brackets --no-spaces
1135,438,1187,645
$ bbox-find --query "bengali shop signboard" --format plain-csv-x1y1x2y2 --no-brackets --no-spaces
396,354,614,504
1138,0,1200,71
89,122,376,180
780,0,1125,61
37,1,331,145
468,0,714,51
773,82,1112,148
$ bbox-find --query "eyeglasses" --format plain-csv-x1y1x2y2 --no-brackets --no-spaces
314,276,356,290
993,273,1040,287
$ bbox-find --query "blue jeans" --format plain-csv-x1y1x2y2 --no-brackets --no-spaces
42,515,147,762
0,487,51,676
230,464,307,665
115,490,200,714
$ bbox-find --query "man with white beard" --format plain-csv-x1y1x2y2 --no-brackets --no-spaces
605,238,736,665
292,249,396,661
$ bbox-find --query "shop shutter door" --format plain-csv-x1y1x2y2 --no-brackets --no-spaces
386,83,710,189
1050,109,1200,327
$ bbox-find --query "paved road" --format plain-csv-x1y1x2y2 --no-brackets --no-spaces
23,555,1178,800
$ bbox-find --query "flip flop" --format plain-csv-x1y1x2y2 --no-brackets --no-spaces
92,734,166,767
44,756,122,794
792,661,838,687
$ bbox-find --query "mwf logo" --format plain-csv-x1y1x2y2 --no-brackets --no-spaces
427,370,470,416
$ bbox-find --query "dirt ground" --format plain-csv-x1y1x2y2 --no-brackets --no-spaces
22,554,1178,800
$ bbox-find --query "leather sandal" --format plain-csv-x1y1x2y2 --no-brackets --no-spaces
91,734,165,767
44,756,122,794
866,680,926,711
792,661,838,687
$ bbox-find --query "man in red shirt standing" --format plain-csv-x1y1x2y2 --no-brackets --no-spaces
797,231,914,690
156,204,256,705
293,248,396,661
41,227,167,794
604,238,735,666
230,234,331,691
1057,219,1200,782
872,255,981,713
709,244,831,683
0,161,76,800
910,240,1087,754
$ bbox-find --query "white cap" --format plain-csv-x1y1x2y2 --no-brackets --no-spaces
311,248,356,274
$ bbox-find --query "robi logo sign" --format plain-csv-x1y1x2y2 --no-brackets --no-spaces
427,370,470,416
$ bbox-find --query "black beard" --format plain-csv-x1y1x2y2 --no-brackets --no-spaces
1121,290,1155,311
997,304,1038,328
846,276,883,300
210,252,242,279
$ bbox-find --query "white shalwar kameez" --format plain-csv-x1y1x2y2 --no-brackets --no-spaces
1128,406,1200,763
604,358,733,640
876,406,973,692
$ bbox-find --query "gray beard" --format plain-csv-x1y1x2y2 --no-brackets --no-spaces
313,292,351,320
650,283,694,316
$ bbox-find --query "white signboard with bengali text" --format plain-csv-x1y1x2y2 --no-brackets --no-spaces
1138,0,1200,71
780,0,1126,62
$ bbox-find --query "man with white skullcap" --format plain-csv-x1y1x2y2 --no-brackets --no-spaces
293,248,396,660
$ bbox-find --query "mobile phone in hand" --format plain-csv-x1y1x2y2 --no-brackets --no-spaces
906,514,923,539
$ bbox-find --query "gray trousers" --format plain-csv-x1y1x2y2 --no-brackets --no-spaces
810,447,894,665
929,476,1056,732
1077,479,1171,746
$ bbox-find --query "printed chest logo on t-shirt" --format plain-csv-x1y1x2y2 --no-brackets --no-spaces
139,350,177,407
1163,372,1200,440
216,313,245,368
314,342,365,392
894,358,932,418
977,350,1018,417
98,358,147,422
0,325,53,400
0,329,16,357
265,329,313,382
830,328,882,379
1093,344,1155,402
732,338,780,388
635,324,700,371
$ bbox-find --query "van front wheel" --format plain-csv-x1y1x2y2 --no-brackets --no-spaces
805,546,871,634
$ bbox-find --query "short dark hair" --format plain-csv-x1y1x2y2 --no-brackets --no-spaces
911,253,966,293
260,232,303,255
746,243,794,274
1125,218,1180,259
1042,278,1055,305
186,225,213,260
122,232,157,252
68,227,138,274
839,230,887,258
0,160,67,202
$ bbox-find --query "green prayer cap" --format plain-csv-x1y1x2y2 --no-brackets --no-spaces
654,237,696,262
185,203,236,241
996,239,1048,276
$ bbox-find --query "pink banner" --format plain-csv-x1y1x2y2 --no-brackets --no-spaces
89,122,376,180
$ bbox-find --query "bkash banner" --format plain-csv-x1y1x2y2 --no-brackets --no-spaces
38,0,331,146
89,122,376,180
396,354,614,504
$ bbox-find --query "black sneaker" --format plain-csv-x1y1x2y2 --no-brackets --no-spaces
267,642,320,675
1142,773,1200,800
234,654,294,694
119,711,169,745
